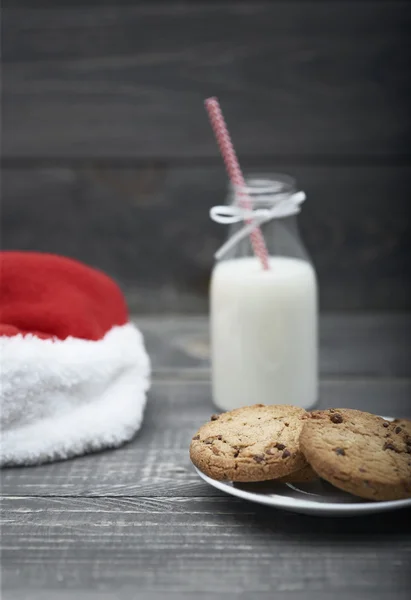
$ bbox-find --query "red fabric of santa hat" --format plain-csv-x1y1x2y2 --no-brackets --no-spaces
0,251,151,466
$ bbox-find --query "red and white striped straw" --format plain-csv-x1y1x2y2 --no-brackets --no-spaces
204,97,270,270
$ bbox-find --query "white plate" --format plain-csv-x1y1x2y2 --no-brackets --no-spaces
194,468,411,516
193,416,411,517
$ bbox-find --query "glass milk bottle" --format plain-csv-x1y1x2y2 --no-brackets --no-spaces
210,174,318,411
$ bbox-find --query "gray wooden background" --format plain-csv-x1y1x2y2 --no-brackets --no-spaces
2,0,411,311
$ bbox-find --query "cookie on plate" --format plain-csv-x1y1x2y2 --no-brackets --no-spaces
300,408,411,501
190,404,309,482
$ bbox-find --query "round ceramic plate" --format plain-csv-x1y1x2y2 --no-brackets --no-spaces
193,416,411,517
194,468,411,516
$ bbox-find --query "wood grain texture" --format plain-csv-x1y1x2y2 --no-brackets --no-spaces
2,496,411,598
2,2,410,158
2,377,411,497
2,165,410,310
1,314,411,599
4,594,411,600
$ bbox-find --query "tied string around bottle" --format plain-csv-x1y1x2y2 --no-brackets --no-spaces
211,190,306,260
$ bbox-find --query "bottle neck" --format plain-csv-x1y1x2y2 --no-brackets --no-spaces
211,173,309,262
229,175,298,209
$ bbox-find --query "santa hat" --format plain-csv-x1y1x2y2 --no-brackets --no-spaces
0,251,151,466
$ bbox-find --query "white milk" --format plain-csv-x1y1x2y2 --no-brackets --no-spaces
211,256,318,410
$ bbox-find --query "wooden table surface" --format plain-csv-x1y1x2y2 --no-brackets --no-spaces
1,314,411,600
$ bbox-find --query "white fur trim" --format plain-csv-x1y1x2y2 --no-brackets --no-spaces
0,323,151,466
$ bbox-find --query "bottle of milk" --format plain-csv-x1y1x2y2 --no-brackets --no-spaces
210,174,318,411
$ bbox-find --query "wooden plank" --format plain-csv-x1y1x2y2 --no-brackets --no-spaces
5,594,411,600
320,314,411,377
1,497,410,599
2,2,410,158
4,594,411,600
3,1,225,6
2,165,411,310
137,314,411,377
1,378,410,497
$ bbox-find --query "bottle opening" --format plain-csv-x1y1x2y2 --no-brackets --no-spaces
230,173,297,206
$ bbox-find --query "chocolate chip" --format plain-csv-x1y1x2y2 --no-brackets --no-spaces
359,468,366,473
384,442,398,452
210,414,219,421
335,447,346,456
192,435,200,440
217,435,223,440
204,438,214,445
282,450,291,459
253,455,265,463
395,426,402,434
329,409,335,413
284,422,290,427
330,413,343,424
383,422,389,428
233,450,239,458
275,443,286,451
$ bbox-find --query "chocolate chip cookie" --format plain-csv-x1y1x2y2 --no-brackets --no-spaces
190,404,309,482
300,408,411,501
